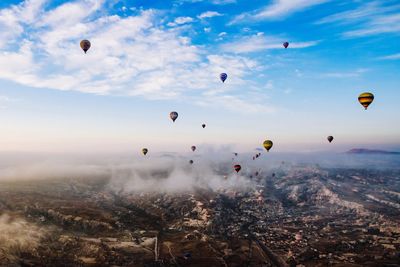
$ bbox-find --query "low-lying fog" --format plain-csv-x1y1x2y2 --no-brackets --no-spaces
0,148,399,193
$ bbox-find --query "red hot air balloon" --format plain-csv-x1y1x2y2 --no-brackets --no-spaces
283,42,289,49
191,145,196,152
234,164,241,173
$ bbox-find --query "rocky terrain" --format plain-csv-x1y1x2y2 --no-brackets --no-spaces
0,164,399,266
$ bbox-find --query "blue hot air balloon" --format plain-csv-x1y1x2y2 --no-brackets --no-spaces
220,73,227,83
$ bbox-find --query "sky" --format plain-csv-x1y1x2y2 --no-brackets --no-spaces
0,0,399,154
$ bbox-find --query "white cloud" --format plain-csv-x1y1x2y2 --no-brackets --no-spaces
198,11,223,19
221,34,319,53
378,53,400,60
231,0,329,24
322,68,369,78
176,0,235,5
316,2,400,38
0,1,273,113
167,16,194,26
343,13,400,38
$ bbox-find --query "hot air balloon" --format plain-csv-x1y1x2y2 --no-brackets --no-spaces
202,124,206,128
327,136,334,143
233,153,238,156
80,40,91,53
263,140,273,152
358,92,374,110
189,160,194,164
170,111,178,122
234,164,241,173
256,154,259,158
142,148,148,155
283,42,289,49
220,73,227,83
191,145,196,152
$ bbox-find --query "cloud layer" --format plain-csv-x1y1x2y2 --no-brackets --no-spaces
0,0,270,112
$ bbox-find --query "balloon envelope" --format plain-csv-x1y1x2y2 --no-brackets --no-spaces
191,146,196,152
170,111,178,122
189,160,194,164
263,140,273,152
283,42,289,49
220,73,227,83
327,136,334,143
358,92,374,110
234,164,241,173
142,148,148,155
202,124,206,128
80,40,91,53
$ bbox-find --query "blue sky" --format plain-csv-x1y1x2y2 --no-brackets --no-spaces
0,0,399,153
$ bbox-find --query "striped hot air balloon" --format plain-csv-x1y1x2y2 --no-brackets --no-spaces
358,92,374,110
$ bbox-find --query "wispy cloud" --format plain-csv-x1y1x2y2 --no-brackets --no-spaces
322,68,369,78
378,53,400,60
221,34,319,53
343,13,400,38
175,0,235,5
231,0,329,24
316,2,400,38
